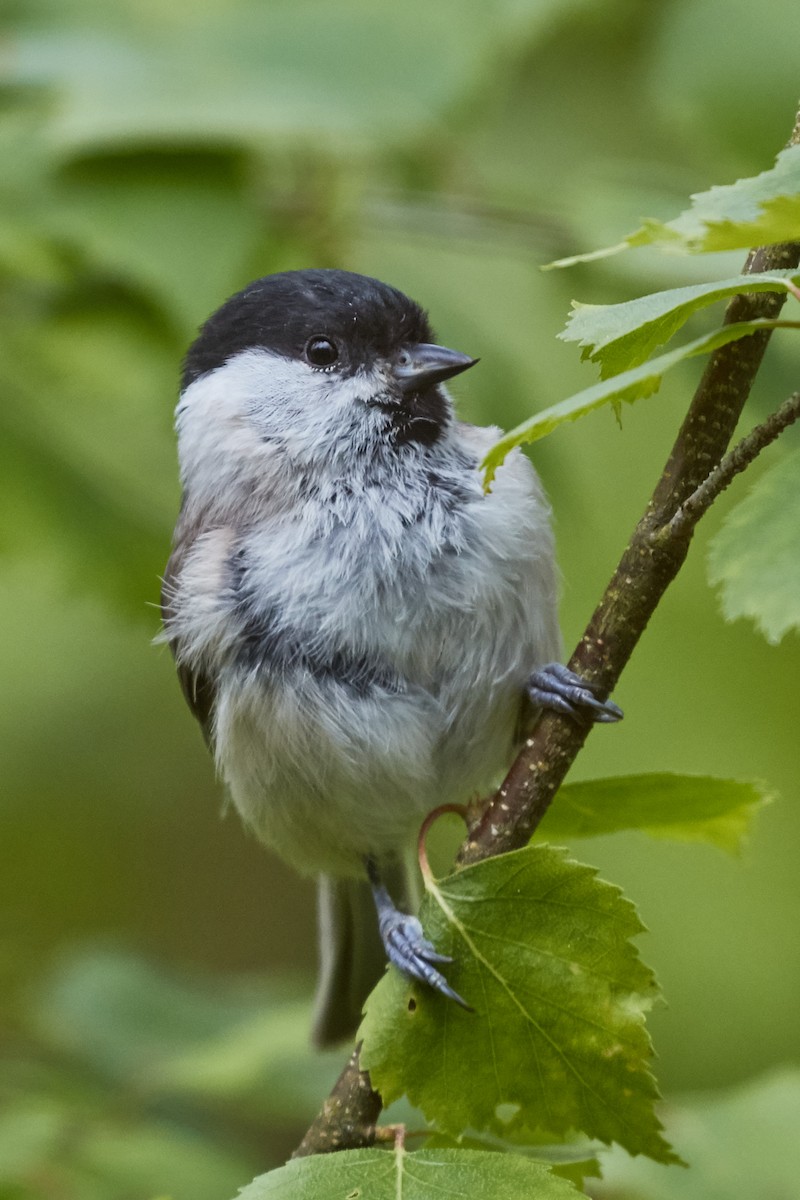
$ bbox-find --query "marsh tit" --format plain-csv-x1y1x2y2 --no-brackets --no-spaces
161,269,621,1044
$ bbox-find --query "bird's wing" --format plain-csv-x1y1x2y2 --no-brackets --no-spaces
160,502,217,749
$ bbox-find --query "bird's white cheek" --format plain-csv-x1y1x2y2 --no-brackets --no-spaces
240,361,388,466
173,350,315,505
175,351,278,495
175,348,391,512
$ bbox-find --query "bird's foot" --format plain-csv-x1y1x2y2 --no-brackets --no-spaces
366,859,471,1009
379,909,470,1008
528,662,623,724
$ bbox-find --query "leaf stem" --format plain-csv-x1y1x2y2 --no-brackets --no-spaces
417,804,468,885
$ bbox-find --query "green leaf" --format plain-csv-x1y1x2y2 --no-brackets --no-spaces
594,1068,800,1200
52,152,261,334
481,319,799,486
559,271,800,379
237,1147,582,1199
708,450,800,644
0,1089,254,1200
156,1001,342,1120
9,2,575,155
548,143,800,267
0,109,67,286
539,774,771,854
76,1123,252,1200
360,845,680,1165
31,949,340,1121
0,310,175,615
0,1105,66,1181
32,950,266,1081
421,1129,602,1190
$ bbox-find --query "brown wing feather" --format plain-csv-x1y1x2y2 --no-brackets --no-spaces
161,503,217,749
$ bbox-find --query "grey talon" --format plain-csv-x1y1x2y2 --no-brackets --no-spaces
365,857,471,1010
528,662,623,724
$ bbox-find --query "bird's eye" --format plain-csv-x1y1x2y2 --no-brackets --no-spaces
305,337,339,368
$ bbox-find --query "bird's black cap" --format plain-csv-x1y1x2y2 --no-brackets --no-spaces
181,269,435,392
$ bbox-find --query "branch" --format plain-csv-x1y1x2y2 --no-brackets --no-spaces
666,390,800,536
292,1047,381,1159
293,108,800,1157
459,114,800,866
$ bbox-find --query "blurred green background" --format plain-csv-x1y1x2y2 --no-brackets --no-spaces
2,0,799,1195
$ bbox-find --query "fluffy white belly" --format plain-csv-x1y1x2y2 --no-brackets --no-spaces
213,655,524,878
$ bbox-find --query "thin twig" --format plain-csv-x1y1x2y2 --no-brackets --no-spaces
667,390,800,537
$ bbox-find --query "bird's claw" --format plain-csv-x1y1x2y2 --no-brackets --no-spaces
528,662,623,725
378,911,471,1010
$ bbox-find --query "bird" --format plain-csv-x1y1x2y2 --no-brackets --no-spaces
160,268,621,1045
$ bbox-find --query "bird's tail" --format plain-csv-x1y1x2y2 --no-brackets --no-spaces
311,855,419,1048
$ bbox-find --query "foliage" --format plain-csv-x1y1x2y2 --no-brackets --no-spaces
482,143,800,481
240,1147,583,1199
559,272,800,378
591,1069,800,1200
354,774,766,1174
0,949,341,1199
0,1086,251,1200
32,950,348,1123
549,144,800,265
6,951,800,1199
539,774,770,853
482,318,796,485
361,846,676,1163
708,449,800,644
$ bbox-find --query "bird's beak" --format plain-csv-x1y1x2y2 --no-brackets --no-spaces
394,343,479,395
